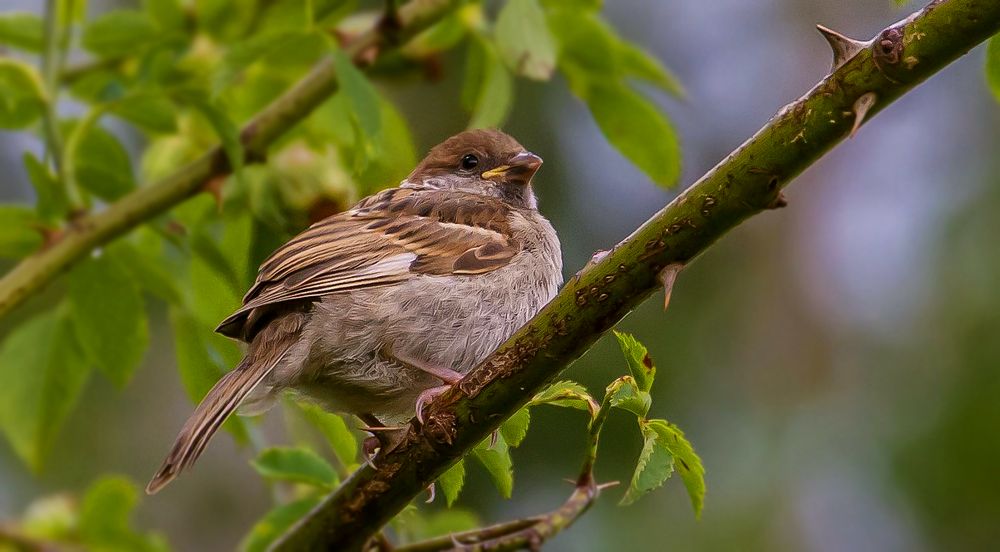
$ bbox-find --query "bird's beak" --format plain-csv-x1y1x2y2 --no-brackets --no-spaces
481,151,543,185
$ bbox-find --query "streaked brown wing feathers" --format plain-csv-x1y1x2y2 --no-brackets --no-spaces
216,188,517,339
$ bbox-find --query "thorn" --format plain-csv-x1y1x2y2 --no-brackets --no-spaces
201,174,227,211
768,192,788,210
816,24,866,71
596,480,621,491
489,429,499,449
850,92,877,138
424,482,436,503
657,263,684,311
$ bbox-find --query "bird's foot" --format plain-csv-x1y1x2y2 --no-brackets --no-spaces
416,384,453,425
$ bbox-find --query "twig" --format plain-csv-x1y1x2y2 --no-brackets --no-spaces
0,0,461,320
269,1,1000,550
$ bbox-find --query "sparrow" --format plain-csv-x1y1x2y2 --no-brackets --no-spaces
147,129,563,494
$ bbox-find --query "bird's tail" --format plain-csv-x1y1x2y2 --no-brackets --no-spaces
146,334,295,495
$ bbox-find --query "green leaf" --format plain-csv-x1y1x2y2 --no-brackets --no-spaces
646,419,706,518
186,96,244,175
987,36,1000,103
583,81,681,186
0,59,46,129
547,10,618,88
473,433,514,498
332,49,382,165
500,406,531,447
252,446,339,488
402,11,467,58
144,0,186,32
495,0,557,80
241,496,321,552
295,401,358,466
213,30,316,93
111,93,178,134
82,10,159,58
70,123,137,201
0,12,44,51
109,238,182,304
613,331,656,392
354,98,418,195
530,380,597,415
23,152,69,223
67,253,149,388
438,459,466,507
606,376,651,418
0,205,43,259
617,41,684,97
619,420,673,506
463,39,514,129
541,0,602,9
0,306,92,470
80,476,168,552
168,306,249,441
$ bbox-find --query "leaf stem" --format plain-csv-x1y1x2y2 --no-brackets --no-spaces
40,0,83,213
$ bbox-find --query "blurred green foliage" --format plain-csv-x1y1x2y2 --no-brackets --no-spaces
0,0,692,548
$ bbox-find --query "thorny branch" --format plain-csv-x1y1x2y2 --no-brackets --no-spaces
271,1,1000,550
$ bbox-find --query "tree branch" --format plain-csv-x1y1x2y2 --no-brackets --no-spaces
271,1,1000,550
0,0,460,320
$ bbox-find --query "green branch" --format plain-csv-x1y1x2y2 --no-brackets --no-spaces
0,0,460,320
271,1,1000,549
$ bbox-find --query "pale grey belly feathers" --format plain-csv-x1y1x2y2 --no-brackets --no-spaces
260,213,562,424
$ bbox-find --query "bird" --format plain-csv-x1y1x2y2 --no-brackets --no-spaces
146,129,563,494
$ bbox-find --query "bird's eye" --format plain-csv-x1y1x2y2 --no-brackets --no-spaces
460,154,479,171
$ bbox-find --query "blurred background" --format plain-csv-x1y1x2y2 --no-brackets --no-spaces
2,0,999,550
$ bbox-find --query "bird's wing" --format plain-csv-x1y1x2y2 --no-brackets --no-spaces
216,187,518,339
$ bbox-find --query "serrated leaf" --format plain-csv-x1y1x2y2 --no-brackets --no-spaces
0,306,92,471
23,152,69,223
0,59,46,129
987,36,1000,102
81,10,159,58
111,93,178,134
0,12,44,51
252,446,338,488
70,123,136,201
0,205,43,259
495,0,556,80
620,421,673,506
241,496,321,552
583,80,681,187
617,40,684,97
530,380,597,415
438,459,466,506
646,419,705,518
463,39,514,129
80,476,168,552
613,331,656,392
606,376,651,418
68,253,149,388
473,433,513,498
500,406,531,447
295,401,358,466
